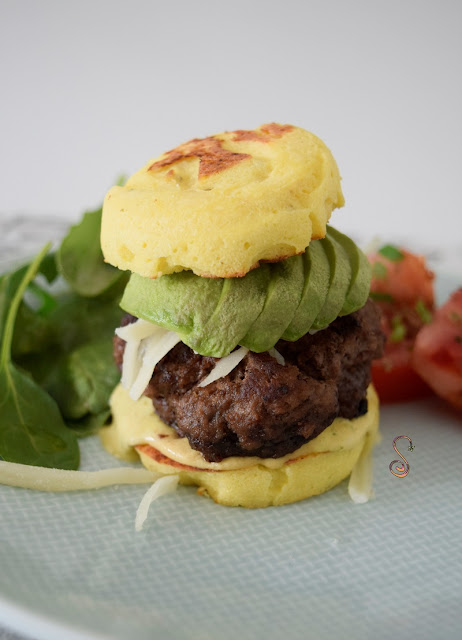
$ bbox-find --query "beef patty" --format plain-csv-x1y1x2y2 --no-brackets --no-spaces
114,300,384,462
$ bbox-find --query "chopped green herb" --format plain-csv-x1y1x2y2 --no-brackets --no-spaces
415,299,433,324
378,244,404,262
371,262,388,280
115,174,127,187
370,291,394,303
450,311,462,324
390,314,406,343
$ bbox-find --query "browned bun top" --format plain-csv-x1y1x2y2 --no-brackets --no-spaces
101,123,344,278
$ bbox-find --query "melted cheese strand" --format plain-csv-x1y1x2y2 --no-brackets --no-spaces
198,346,249,387
135,475,179,531
0,460,160,492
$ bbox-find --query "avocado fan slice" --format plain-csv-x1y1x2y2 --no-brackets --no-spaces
186,264,271,356
120,225,368,356
326,226,371,316
310,229,352,330
240,254,304,352
121,267,271,357
282,239,331,341
120,271,224,336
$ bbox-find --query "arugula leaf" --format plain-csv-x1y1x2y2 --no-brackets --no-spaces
57,208,124,297
0,246,79,469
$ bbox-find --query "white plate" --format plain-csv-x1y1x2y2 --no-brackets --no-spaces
0,220,461,640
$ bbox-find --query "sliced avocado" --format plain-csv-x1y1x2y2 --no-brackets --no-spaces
311,232,352,330
282,240,331,341
120,271,224,335
241,255,304,352
120,226,367,357
326,226,371,316
188,264,271,356
121,266,271,357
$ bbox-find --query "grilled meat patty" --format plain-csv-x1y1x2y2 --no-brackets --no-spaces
114,300,384,462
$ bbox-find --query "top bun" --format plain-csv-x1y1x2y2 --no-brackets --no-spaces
101,123,344,278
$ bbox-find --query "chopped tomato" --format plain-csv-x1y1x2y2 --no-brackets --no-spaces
368,245,435,403
371,341,433,403
369,245,435,308
412,289,462,410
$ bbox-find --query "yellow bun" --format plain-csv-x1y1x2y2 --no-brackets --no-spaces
101,384,379,508
101,123,344,278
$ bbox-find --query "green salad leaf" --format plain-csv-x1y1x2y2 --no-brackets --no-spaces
57,208,126,297
12,280,57,357
1,198,127,469
0,246,80,469
66,409,112,438
44,340,120,420
14,292,123,426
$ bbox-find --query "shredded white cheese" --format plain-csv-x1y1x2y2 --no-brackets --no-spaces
116,319,287,395
135,475,179,531
120,338,142,389
129,331,181,401
199,346,249,387
348,433,375,504
115,318,162,342
117,320,171,391
268,347,285,366
0,460,160,492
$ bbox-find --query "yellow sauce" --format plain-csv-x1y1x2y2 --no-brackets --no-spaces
101,384,378,472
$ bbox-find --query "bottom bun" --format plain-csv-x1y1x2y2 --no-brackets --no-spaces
102,384,380,508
